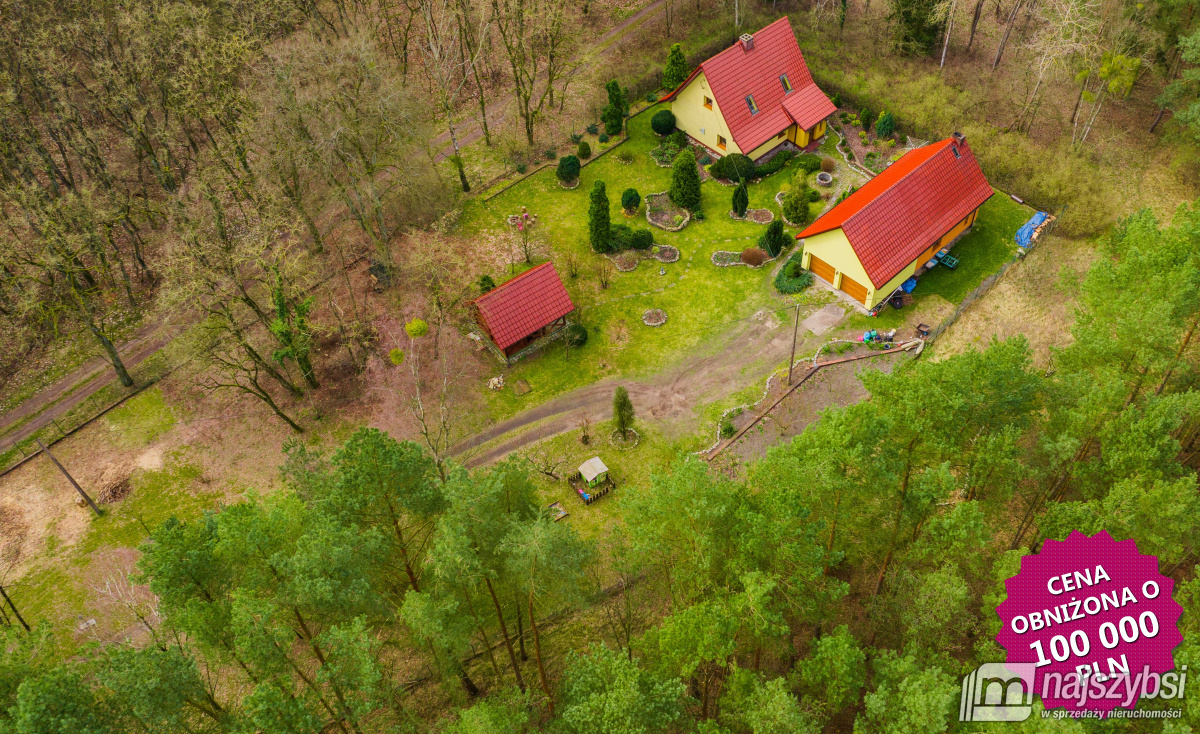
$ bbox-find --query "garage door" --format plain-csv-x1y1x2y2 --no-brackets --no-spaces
839,273,869,304
808,254,836,284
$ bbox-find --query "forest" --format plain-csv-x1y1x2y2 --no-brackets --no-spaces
3,0,1200,730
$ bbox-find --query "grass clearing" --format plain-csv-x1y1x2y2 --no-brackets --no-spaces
101,387,176,449
910,193,1032,304
457,105,838,420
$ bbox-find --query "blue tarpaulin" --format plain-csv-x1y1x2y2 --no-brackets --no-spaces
1016,212,1048,247
900,277,918,293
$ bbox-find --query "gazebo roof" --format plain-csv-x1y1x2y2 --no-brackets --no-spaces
578,457,609,482
472,262,575,350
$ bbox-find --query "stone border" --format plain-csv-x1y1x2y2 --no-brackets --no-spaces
558,179,580,189
611,253,640,272
729,207,774,224
645,192,690,232
642,308,668,326
609,428,641,450
711,250,776,269
650,245,680,263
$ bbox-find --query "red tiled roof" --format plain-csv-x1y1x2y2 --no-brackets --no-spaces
661,17,836,154
472,262,575,350
797,137,993,288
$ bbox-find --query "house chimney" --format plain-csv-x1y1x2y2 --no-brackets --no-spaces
951,131,965,145
740,33,754,51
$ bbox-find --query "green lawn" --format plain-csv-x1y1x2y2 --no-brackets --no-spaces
910,191,1032,304
457,104,817,420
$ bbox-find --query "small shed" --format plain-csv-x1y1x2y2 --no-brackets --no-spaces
472,262,576,365
578,457,609,487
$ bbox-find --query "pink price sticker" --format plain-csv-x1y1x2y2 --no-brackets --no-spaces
995,530,1184,714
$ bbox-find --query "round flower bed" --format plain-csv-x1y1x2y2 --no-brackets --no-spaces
613,252,639,272
645,192,690,231
558,178,580,189
642,308,667,326
650,245,680,263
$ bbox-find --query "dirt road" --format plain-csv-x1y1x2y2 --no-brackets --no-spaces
0,324,176,451
454,311,806,466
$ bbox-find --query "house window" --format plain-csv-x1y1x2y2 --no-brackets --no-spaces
745,95,759,114
780,74,793,93
717,135,727,150
951,144,961,159
703,96,713,110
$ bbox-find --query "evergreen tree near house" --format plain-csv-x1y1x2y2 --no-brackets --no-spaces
760,219,787,256
669,149,701,211
621,188,641,213
875,110,896,138
613,386,635,439
589,181,612,253
663,43,689,89
556,154,581,183
602,80,629,136
732,180,749,218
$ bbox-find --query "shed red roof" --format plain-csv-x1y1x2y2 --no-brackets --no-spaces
473,262,575,350
661,17,836,154
797,137,993,288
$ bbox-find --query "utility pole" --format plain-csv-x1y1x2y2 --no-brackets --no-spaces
0,584,30,631
787,304,801,384
35,438,102,516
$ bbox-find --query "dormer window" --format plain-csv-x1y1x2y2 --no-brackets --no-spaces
780,74,793,93
745,95,759,114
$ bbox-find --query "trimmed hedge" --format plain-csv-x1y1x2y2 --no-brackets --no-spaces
775,252,815,294
754,150,795,177
796,153,822,173
651,109,676,135
631,229,654,250
565,323,588,347
556,154,581,183
709,153,756,181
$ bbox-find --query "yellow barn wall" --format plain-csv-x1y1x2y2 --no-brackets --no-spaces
801,204,985,309
800,229,879,307
670,73,740,154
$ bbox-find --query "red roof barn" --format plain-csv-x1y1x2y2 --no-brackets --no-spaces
472,263,576,363
796,134,993,310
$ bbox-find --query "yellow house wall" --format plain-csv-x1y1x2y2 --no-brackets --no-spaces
671,72,740,154
801,204,984,309
747,129,792,160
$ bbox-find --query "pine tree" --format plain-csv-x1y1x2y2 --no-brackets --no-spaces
669,150,701,211
732,180,749,218
663,43,689,89
589,181,611,253
760,219,787,256
613,386,635,439
602,80,628,136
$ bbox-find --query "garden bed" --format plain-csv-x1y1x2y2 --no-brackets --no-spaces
711,250,776,269
612,252,640,272
729,208,774,224
645,192,690,231
642,308,667,326
650,245,679,263
558,179,580,189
